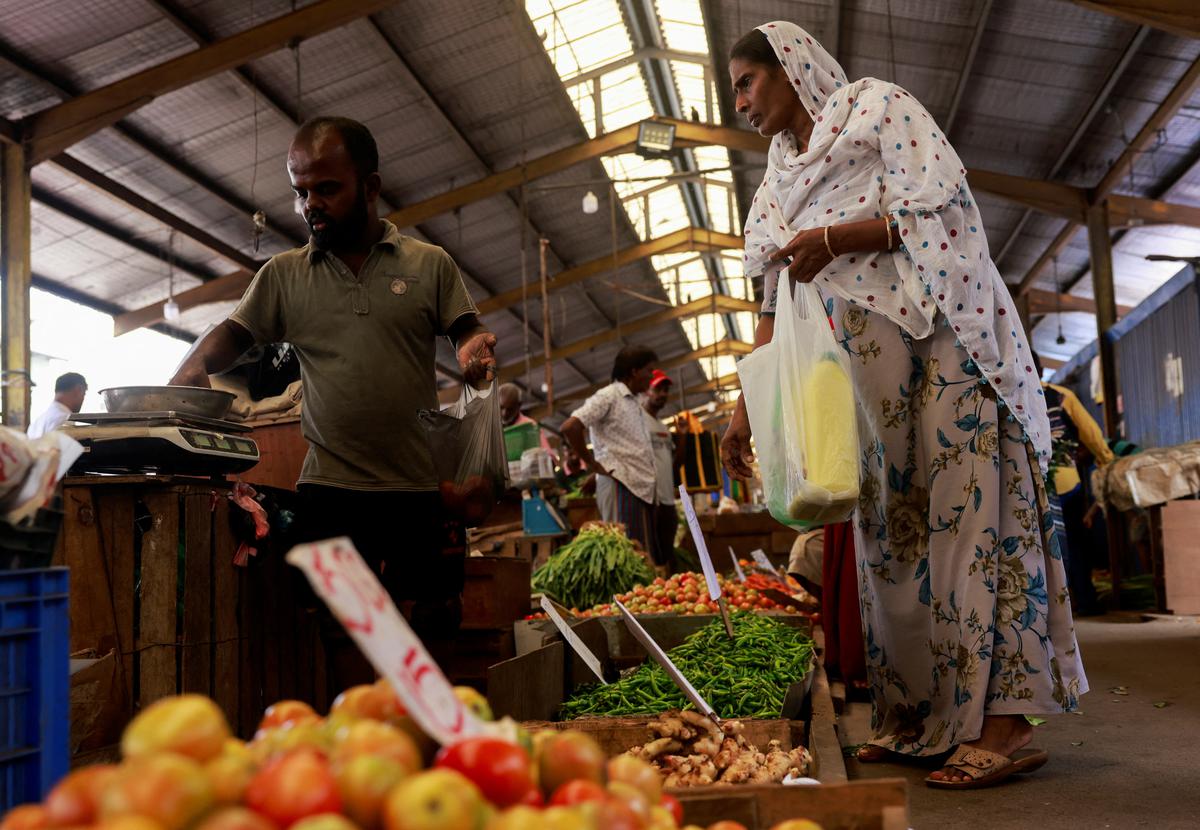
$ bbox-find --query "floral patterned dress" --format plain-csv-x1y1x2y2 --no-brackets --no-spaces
832,299,1088,755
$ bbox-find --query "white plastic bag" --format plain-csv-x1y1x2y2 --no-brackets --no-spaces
737,278,860,528
418,382,509,525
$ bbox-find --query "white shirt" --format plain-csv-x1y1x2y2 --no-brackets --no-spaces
643,409,676,505
571,382,657,505
27,401,72,439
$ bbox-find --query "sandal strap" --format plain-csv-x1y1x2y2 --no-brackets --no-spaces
942,746,1012,780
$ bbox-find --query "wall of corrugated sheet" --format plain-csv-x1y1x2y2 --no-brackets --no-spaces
1115,274,1200,449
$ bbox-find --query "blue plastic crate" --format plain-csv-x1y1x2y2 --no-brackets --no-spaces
1,568,69,811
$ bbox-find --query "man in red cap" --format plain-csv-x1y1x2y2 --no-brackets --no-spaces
643,369,685,569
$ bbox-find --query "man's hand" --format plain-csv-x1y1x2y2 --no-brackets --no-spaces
458,330,497,389
169,360,212,388
768,227,834,284
720,397,755,479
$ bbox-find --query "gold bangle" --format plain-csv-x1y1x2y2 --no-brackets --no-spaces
823,225,837,259
883,217,893,251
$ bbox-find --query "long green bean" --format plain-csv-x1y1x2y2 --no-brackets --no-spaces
559,611,815,720
531,523,655,611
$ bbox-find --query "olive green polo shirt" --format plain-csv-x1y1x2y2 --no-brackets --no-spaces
230,220,477,491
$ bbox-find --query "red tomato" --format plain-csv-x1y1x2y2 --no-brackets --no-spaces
258,701,318,733
434,738,535,808
245,749,341,827
660,793,683,824
0,806,48,830
549,780,608,806
517,787,544,807
45,764,117,826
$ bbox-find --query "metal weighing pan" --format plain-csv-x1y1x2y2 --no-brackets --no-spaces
100,386,236,419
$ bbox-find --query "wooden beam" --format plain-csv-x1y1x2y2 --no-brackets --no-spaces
1016,223,1078,298
497,295,757,382
1097,53,1200,197
385,119,768,230
944,0,994,135
48,155,262,272
113,268,253,335
1015,52,1200,295
0,115,18,146
1025,288,1132,318
1107,193,1200,230
1,143,32,428
113,226,744,335
966,169,1088,222
477,227,742,316
1067,0,1200,39
25,0,398,162
679,371,741,398
1086,202,1121,438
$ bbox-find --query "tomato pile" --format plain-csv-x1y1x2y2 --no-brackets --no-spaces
529,571,816,621
2,683,826,830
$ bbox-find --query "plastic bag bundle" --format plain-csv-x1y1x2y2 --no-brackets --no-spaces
737,279,860,527
418,382,509,525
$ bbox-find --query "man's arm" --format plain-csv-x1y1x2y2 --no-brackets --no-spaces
559,416,609,478
1060,387,1115,466
447,313,497,389
169,320,255,387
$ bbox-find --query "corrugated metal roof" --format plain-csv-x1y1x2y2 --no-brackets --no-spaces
2,0,1198,419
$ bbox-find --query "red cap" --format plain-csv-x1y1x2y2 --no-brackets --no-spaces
649,369,672,388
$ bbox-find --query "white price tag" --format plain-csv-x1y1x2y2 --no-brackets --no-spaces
540,596,607,684
730,546,747,582
287,538,487,746
679,484,720,601
614,598,718,722
751,548,776,573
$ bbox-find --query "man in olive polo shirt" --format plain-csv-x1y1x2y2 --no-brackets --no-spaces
170,117,496,626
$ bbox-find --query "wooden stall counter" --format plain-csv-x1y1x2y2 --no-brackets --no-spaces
241,416,306,491
53,474,327,757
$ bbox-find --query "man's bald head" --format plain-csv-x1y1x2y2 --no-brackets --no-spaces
291,117,379,180
500,383,523,426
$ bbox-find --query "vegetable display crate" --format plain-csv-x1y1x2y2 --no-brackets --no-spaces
1,567,69,810
515,611,813,667
461,556,532,630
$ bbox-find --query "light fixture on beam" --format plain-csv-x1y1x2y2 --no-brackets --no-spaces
635,120,676,159
581,190,599,214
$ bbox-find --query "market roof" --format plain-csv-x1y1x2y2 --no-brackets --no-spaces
2,0,1199,423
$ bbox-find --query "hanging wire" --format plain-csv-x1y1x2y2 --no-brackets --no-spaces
1053,256,1067,346
884,0,899,83
291,0,303,123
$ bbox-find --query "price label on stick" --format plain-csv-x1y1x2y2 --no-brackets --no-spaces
288,538,488,746
678,485,735,638
679,484,720,601
540,596,607,684
614,598,719,723
751,548,776,574
730,546,747,582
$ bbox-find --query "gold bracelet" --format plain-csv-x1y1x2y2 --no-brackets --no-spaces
883,216,893,251
823,225,837,259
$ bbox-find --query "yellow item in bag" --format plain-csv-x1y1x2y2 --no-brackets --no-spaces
790,353,860,523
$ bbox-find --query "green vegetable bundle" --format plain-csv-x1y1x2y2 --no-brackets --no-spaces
531,522,654,611
560,611,815,720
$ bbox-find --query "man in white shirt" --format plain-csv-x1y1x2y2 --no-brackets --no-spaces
560,346,658,552
28,372,87,438
642,370,684,567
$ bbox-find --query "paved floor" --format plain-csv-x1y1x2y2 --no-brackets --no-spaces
839,613,1200,829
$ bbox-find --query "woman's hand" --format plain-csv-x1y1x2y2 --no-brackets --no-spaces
720,396,755,479
768,227,834,284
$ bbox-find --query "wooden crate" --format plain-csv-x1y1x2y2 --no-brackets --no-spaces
566,497,600,530
462,556,532,629
488,617,611,721
1160,500,1200,614
52,476,329,745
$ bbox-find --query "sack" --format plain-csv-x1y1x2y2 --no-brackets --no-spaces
737,279,860,528
418,382,509,525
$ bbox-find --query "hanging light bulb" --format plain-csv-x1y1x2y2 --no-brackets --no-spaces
163,298,181,322
581,190,599,214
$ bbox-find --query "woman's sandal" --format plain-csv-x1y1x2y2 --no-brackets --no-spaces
925,746,1049,789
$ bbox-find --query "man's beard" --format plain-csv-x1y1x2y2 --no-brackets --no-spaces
308,184,369,251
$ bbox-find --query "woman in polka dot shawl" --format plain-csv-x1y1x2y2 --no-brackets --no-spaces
720,21,1086,789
